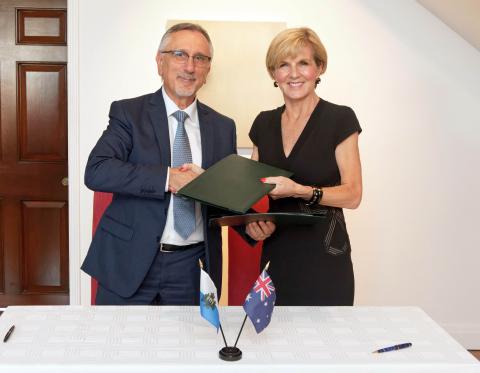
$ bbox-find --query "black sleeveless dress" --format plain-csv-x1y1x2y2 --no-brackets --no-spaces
249,99,362,306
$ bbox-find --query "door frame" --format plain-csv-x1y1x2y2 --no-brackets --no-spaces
67,0,85,305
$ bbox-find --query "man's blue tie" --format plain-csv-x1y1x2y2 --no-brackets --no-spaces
172,110,196,239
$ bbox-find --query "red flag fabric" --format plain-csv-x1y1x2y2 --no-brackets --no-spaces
90,192,113,304
227,196,269,305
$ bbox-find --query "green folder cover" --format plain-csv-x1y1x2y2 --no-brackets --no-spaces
177,154,293,214
209,211,327,227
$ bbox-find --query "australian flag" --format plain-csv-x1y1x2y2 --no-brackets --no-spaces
243,269,276,333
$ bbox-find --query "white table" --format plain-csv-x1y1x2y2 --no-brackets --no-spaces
0,306,478,372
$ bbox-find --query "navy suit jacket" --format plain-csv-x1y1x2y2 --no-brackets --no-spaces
81,88,236,298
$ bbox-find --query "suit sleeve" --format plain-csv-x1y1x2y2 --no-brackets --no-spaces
231,118,237,154
84,101,168,199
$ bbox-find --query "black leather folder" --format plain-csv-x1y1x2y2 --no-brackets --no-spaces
177,154,293,214
209,211,327,227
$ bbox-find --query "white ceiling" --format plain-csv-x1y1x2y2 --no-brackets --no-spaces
418,0,480,51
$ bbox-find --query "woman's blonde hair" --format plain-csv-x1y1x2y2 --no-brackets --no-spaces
266,27,327,79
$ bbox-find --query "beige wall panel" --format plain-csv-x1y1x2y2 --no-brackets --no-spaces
166,20,286,147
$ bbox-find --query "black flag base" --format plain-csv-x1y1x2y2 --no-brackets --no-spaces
219,346,242,361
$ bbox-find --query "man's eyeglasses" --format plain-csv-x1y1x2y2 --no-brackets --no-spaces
161,50,211,68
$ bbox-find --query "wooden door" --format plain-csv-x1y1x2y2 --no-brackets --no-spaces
0,0,68,306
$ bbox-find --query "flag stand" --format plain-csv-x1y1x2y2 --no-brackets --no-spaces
217,314,247,361
219,346,242,361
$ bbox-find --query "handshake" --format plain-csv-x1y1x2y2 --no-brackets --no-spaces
168,163,204,194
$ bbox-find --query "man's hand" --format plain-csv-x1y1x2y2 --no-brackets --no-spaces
246,221,276,241
168,167,197,193
179,163,204,175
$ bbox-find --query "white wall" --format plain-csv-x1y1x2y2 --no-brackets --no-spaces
69,0,480,347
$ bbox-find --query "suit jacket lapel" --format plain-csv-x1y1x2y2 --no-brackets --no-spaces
198,101,214,169
148,88,171,167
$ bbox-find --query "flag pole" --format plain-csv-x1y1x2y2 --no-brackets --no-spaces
233,315,248,348
219,324,228,348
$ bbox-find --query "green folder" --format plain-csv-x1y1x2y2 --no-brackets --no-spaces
177,154,293,214
209,211,327,227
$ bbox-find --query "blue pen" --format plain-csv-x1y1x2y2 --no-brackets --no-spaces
372,342,412,353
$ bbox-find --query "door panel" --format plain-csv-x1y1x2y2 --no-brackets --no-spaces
0,0,68,307
17,8,67,45
0,199,3,293
22,201,68,292
18,63,67,161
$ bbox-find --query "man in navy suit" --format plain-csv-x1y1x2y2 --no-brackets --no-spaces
81,23,236,305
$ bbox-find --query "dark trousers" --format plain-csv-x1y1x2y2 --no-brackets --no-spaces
95,244,205,305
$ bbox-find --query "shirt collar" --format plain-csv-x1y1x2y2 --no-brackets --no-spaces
162,87,198,126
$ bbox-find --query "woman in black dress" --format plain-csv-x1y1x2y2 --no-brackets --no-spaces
246,27,363,306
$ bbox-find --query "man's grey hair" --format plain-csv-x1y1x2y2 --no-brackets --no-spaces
158,23,214,57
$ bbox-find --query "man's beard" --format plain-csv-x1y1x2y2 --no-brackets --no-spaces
175,74,198,97
175,86,196,97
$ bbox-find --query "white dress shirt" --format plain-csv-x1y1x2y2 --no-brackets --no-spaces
160,88,204,245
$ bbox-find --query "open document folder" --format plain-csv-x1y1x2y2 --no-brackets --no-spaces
177,154,293,214
208,211,327,227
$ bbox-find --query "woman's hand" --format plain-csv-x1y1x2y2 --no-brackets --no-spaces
246,221,276,241
262,176,309,200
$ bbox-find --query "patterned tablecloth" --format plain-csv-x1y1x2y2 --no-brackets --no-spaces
0,306,478,372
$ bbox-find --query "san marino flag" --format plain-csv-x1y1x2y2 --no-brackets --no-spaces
200,268,220,332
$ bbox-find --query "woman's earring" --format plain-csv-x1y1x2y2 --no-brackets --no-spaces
273,81,278,87
315,77,321,87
